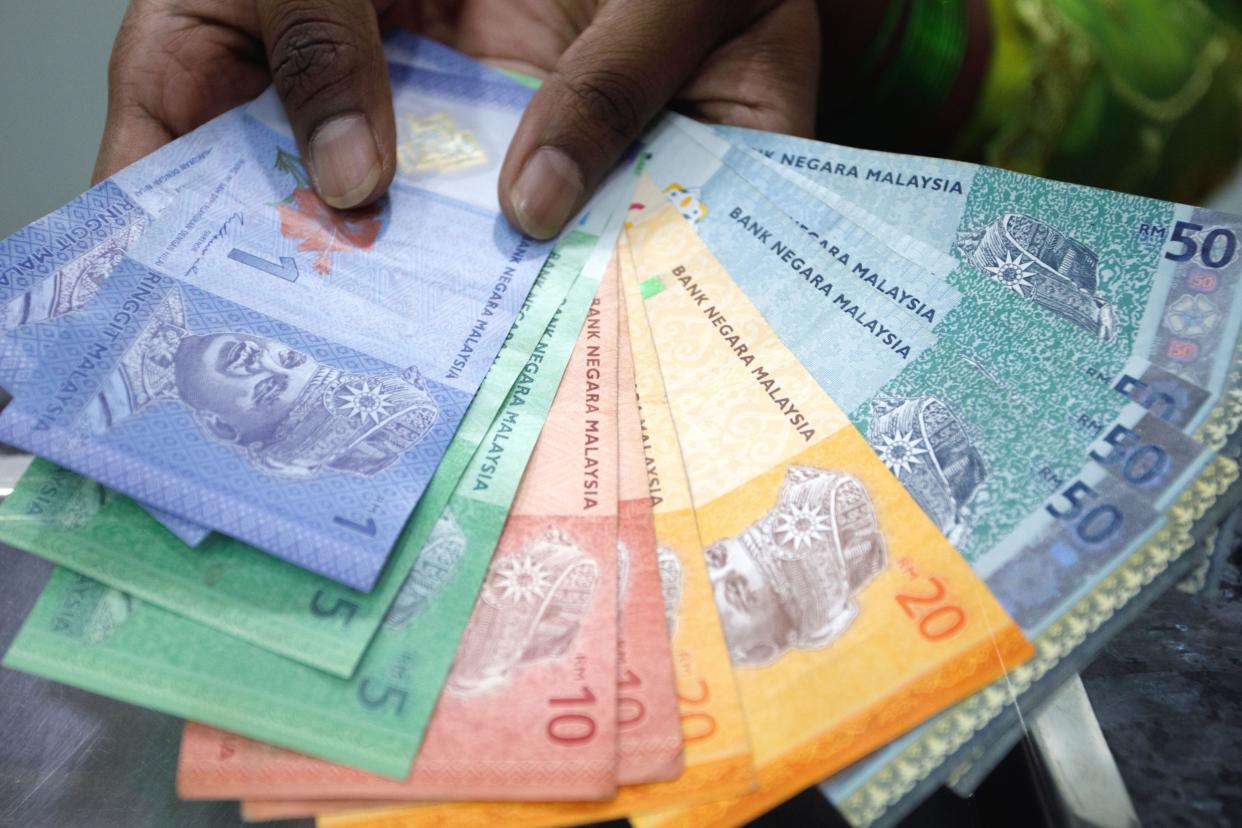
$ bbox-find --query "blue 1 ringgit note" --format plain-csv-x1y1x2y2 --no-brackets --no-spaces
0,61,553,590
0,117,247,547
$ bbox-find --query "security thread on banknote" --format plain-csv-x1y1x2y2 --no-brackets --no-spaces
624,175,1033,827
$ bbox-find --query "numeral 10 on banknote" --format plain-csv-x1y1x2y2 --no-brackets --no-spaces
618,668,646,729
548,684,600,745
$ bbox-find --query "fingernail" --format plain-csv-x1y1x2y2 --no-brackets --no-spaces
510,147,583,239
309,113,382,209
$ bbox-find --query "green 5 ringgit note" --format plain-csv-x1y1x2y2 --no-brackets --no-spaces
0,225,613,777
0,230,594,679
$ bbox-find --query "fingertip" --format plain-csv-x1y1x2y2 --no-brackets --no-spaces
258,0,396,208
506,146,584,240
308,112,391,209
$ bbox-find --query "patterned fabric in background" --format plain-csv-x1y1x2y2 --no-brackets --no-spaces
822,0,1242,204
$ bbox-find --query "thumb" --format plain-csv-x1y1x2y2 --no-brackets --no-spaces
500,1,759,239
258,0,396,209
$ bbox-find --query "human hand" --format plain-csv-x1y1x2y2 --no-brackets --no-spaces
95,0,820,237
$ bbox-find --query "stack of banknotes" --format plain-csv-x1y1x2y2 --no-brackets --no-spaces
2,33,1241,827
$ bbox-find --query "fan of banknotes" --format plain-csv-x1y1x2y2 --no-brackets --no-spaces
1,32,1240,828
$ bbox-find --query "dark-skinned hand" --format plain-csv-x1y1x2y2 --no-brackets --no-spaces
95,0,820,239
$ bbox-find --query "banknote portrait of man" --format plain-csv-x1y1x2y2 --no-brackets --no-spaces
84,286,440,478
705,466,888,666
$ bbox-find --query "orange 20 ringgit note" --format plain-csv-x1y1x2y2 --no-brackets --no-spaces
624,176,1032,827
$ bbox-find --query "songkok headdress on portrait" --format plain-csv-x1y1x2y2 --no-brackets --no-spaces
870,394,987,546
713,467,887,658
446,527,600,695
83,285,440,480
956,213,1117,341
241,360,441,479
